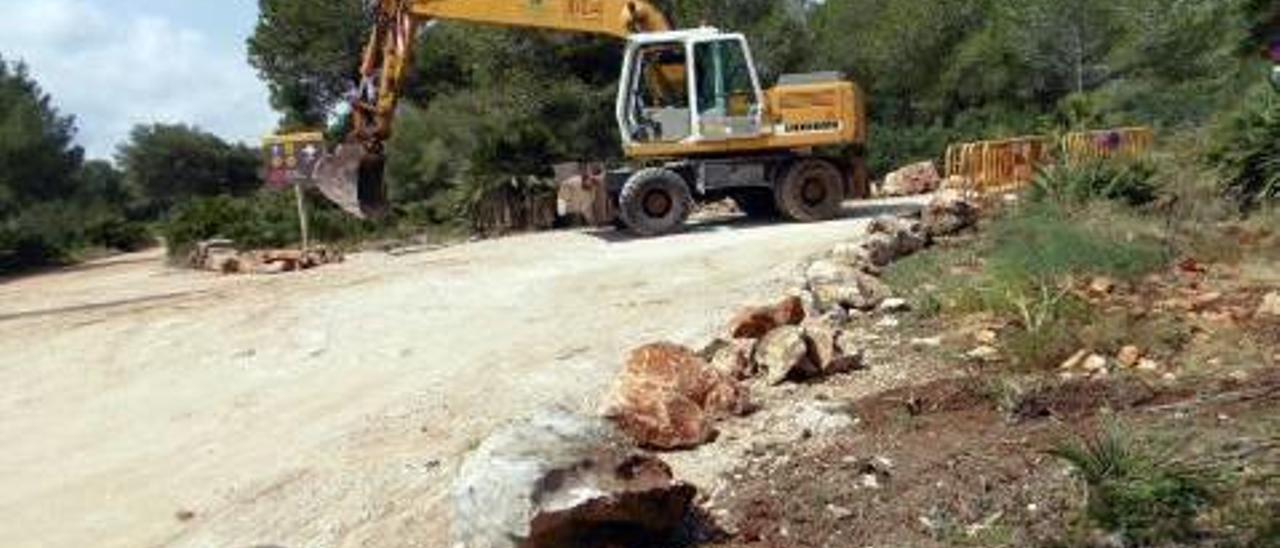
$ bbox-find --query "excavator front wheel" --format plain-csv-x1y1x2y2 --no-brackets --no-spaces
775,158,844,222
618,168,692,237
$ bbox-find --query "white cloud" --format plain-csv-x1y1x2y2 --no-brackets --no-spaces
0,0,275,159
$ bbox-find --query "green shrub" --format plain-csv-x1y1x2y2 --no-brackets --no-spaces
986,205,1168,283
1052,424,1214,545
84,217,153,252
1206,89,1280,210
1031,160,1159,208
161,191,386,259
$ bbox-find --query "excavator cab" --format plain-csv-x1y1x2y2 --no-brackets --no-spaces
619,29,764,145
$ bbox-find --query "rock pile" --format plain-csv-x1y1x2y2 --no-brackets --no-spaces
605,196,979,451
454,194,985,544
1059,346,1167,381
187,239,344,275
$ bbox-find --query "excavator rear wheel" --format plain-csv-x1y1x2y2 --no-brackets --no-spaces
619,168,692,237
775,158,844,222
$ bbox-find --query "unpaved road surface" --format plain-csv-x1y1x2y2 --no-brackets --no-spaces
0,198,923,548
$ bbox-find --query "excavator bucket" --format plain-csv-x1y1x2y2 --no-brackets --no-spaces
263,134,388,219
311,144,388,219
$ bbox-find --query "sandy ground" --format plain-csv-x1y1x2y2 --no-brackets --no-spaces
0,198,924,548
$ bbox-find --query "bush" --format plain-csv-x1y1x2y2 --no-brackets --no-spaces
84,217,153,252
1206,88,1280,210
1031,160,1159,208
161,191,382,259
1052,424,1213,545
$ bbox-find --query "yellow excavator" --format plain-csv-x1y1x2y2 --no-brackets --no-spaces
269,0,869,236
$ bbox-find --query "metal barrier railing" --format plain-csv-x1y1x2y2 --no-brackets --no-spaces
1062,127,1154,163
943,127,1154,197
943,136,1051,197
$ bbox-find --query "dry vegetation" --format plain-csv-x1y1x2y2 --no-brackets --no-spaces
705,153,1280,547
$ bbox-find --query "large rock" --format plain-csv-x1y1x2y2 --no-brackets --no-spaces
726,295,807,339
921,195,979,238
799,322,862,376
811,270,894,312
881,160,941,197
703,338,756,380
605,343,751,450
754,326,816,385
867,216,930,257
453,409,699,548
807,259,892,312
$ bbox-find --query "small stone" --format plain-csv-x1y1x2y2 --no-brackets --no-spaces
1089,277,1116,295
860,474,881,489
966,345,999,361
1082,354,1108,372
175,510,196,522
1228,370,1250,383
975,329,998,345
1191,291,1223,311
875,317,900,329
827,504,854,520
1257,291,1280,318
1136,358,1161,372
1060,349,1089,370
910,336,942,348
1117,345,1142,368
879,298,910,313
1162,372,1179,382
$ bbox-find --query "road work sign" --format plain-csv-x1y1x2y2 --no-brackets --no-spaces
262,132,325,189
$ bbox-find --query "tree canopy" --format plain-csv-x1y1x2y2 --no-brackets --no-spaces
116,124,262,212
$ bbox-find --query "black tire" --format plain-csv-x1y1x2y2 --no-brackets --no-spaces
775,158,844,222
730,188,780,218
618,168,693,236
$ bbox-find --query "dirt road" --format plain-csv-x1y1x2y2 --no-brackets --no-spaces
0,198,923,548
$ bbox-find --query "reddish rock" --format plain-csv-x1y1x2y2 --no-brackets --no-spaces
727,308,777,339
771,295,807,326
605,343,751,450
728,296,806,339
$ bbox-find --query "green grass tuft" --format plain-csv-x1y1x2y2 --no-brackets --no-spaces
1051,423,1214,546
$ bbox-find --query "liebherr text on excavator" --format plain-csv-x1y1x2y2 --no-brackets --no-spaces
267,0,869,236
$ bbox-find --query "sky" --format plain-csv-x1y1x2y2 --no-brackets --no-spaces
0,0,276,160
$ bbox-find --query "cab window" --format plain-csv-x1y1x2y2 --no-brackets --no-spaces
627,43,691,142
693,39,757,118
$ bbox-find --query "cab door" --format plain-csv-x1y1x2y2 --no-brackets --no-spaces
690,36,764,140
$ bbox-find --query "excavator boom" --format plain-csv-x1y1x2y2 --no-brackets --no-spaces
304,0,670,217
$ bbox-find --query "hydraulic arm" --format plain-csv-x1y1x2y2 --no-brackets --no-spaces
320,0,670,217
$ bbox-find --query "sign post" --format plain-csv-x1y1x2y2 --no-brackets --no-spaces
263,132,326,254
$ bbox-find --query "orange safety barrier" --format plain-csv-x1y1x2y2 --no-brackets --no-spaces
944,127,1153,197
1062,127,1154,163
943,136,1051,197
